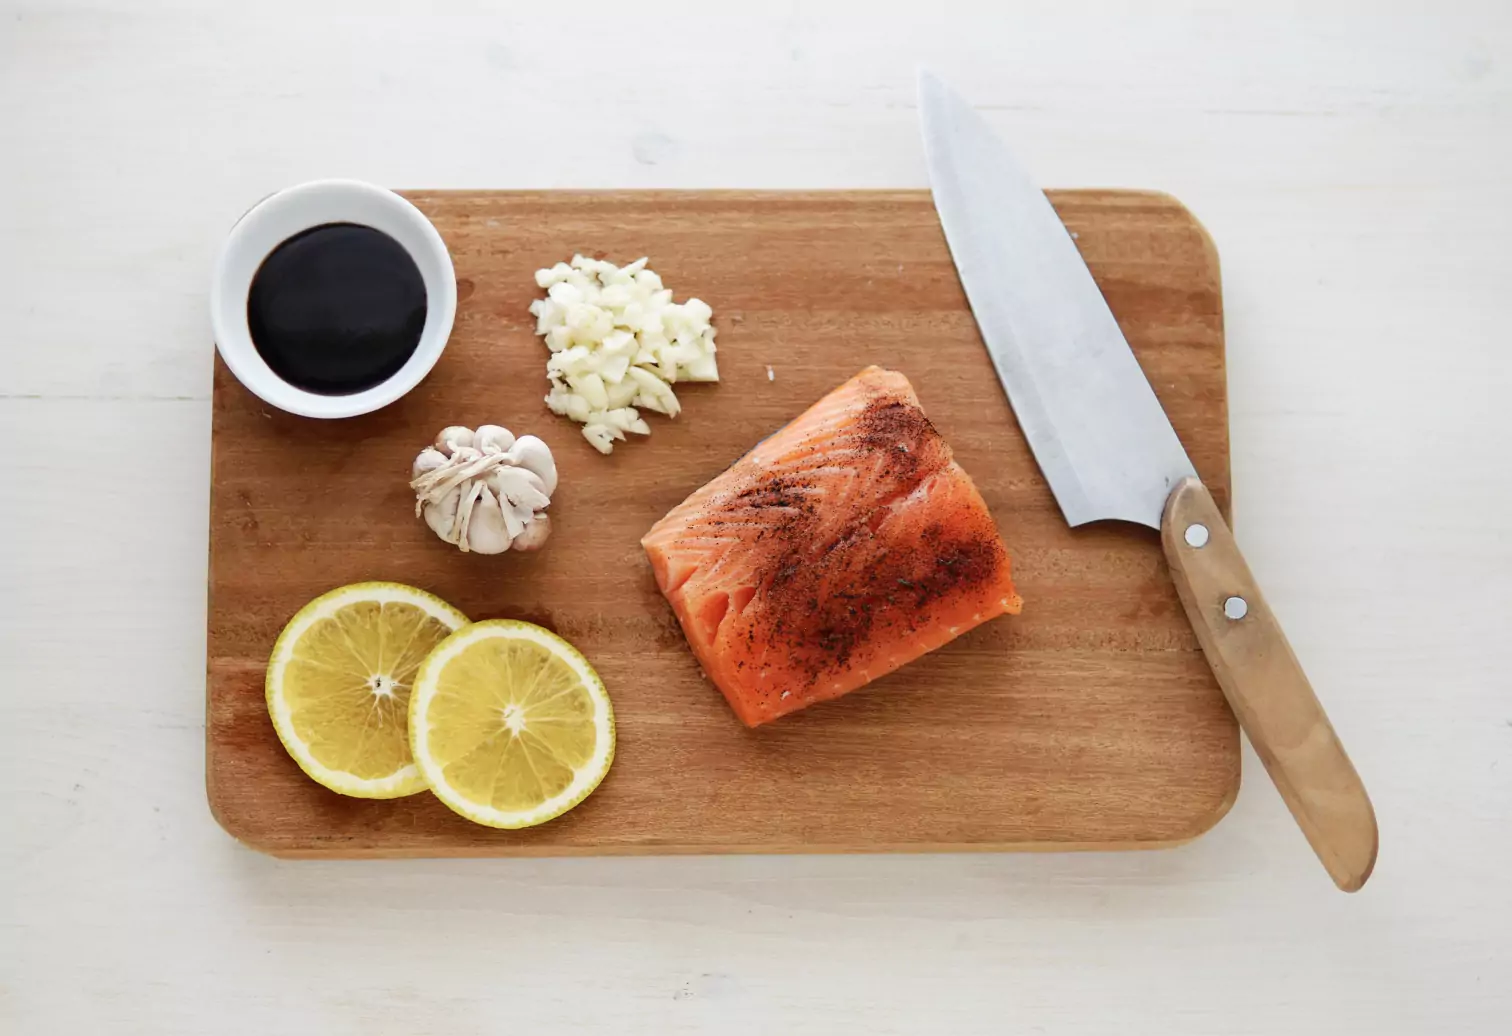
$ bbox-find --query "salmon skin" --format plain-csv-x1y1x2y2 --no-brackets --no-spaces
642,366,1022,726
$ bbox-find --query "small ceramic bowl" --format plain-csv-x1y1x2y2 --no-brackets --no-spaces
210,179,456,419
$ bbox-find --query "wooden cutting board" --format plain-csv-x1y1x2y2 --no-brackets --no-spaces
206,189,1237,858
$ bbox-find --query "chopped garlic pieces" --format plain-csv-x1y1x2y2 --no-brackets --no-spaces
531,255,718,454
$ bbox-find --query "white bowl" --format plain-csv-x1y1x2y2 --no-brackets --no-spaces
210,179,456,419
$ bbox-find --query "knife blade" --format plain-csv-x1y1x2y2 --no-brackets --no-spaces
919,69,1378,892
918,71,1194,530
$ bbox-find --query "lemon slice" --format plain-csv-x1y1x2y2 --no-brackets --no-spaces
266,582,468,798
409,620,615,828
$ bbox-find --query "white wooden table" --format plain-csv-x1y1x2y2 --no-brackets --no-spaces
4,3,1510,1032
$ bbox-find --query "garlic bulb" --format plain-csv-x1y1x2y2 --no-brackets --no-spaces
409,425,557,554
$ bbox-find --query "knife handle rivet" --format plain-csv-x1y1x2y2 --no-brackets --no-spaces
1184,523,1209,548
1223,596,1249,621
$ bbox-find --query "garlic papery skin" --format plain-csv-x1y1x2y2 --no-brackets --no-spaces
410,425,556,554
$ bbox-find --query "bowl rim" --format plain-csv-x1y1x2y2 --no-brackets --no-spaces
210,178,456,419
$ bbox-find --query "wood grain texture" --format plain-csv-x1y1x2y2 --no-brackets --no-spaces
1161,478,1377,891
205,188,1236,858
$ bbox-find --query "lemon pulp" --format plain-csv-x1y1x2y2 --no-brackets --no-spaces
266,582,467,798
409,620,614,828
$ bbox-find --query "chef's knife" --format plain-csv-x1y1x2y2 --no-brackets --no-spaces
919,70,1377,892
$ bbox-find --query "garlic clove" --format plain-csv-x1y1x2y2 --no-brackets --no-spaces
423,485,463,543
488,467,549,523
511,513,551,551
474,425,516,453
464,486,512,554
411,446,449,482
435,426,475,456
504,435,559,496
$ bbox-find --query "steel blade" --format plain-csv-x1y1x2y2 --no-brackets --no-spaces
919,70,1195,529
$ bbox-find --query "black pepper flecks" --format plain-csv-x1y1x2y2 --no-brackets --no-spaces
646,368,1019,725
718,388,1003,696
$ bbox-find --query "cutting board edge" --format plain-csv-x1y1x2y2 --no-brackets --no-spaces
205,746,1241,860
211,801,1241,861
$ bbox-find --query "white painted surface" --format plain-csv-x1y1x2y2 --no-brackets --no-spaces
3,2,1509,1032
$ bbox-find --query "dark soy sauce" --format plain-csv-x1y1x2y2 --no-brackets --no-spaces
247,223,427,395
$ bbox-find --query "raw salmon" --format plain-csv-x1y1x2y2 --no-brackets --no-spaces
642,366,1022,726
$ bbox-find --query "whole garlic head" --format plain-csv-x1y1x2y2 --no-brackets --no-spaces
409,424,557,554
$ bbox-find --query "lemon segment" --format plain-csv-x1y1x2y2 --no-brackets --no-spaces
409,620,615,828
266,582,468,798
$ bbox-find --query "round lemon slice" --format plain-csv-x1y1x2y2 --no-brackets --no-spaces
409,620,615,829
266,582,468,798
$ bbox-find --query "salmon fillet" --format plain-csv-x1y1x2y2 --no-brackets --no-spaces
641,366,1022,726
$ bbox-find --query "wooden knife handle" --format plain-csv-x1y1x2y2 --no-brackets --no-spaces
1161,477,1378,892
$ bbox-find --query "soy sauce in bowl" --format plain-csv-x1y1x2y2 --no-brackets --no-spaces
246,223,427,395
